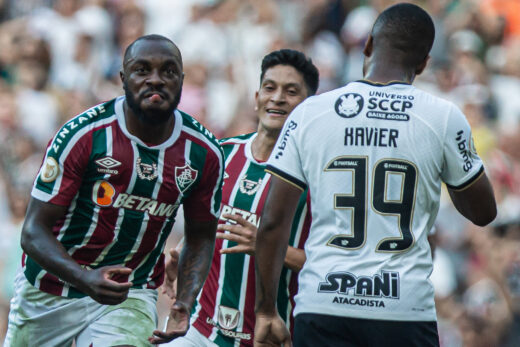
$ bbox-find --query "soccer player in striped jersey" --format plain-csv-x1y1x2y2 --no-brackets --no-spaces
4,35,224,347
254,4,497,347
163,49,319,346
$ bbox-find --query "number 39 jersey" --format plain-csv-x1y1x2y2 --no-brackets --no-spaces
266,80,484,322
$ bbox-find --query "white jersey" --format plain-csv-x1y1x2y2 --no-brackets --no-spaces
266,80,484,321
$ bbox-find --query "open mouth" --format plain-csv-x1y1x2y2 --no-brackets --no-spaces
266,108,287,116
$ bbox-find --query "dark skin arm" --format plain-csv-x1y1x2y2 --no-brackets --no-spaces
255,176,301,347
448,172,497,226
21,198,133,305
150,217,217,344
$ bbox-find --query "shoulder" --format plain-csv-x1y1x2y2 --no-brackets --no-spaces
177,110,221,149
219,132,255,146
47,98,118,159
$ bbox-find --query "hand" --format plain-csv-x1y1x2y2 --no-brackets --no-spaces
79,265,133,305
254,313,292,347
216,213,257,256
149,301,190,344
162,248,180,300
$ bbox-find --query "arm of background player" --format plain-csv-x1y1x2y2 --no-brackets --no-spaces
217,213,306,272
448,172,497,226
284,247,305,272
254,175,301,346
21,198,133,304
151,218,217,344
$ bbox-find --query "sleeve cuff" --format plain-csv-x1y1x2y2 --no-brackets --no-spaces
265,165,307,191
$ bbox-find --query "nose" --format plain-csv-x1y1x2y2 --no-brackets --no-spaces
270,88,286,104
146,69,164,87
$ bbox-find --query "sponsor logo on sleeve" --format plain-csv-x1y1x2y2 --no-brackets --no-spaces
40,157,60,182
275,120,298,159
335,93,364,118
455,130,474,172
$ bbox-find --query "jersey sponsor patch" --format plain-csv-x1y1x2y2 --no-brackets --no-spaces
136,157,158,181
95,156,121,175
318,270,400,299
218,305,240,330
175,164,198,193
41,157,60,182
366,91,413,121
239,175,262,195
335,93,364,118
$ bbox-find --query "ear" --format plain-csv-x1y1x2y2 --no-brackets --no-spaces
363,35,374,58
415,55,430,75
254,91,259,111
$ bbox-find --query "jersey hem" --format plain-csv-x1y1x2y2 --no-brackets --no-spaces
293,306,437,322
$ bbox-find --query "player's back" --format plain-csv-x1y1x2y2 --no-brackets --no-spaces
269,80,483,321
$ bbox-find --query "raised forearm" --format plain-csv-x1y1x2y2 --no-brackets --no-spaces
255,176,302,314
255,220,291,314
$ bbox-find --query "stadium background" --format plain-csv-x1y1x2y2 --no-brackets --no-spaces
0,0,518,345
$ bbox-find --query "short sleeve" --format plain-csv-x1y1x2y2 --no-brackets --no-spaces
32,133,91,205
441,105,484,190
265,103,307,191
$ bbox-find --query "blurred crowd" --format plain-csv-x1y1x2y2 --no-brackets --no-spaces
0,0,518,345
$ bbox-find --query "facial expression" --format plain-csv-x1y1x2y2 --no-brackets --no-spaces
121,39,183,125
255,64,309,133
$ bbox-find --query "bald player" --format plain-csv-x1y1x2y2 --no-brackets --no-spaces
4,34,224,347
254,4,496,347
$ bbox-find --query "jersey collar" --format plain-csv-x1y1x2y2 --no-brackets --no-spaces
115,96,182,149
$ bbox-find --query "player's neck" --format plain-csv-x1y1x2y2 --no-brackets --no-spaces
123,103,175,145
363,63,415,85
252,127,279,162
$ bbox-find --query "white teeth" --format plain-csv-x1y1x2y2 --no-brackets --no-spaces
267,109,286,114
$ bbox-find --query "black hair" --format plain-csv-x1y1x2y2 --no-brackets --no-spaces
123,34,178,65
260,49,319,95
371,3,435,67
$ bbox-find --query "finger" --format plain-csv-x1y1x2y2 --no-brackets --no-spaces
169,248,180,260
217,223,250,236
105,266,133,274
221,213,252,227
149,328,186,344
220,245,250,254
216,232,248,244
100,279,133,292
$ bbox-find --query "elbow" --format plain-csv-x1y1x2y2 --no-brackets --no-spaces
472,206,498,227
20,228,36,255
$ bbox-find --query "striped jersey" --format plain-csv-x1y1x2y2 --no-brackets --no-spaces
267,80,485,322
26,96,224,298
191,133,310,346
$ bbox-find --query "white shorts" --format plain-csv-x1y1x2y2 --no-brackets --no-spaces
162,325,218,347
4,271,158,347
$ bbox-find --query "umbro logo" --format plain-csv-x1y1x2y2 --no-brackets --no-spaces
95,156,121,175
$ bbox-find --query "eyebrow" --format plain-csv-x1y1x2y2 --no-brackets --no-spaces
262,79,302,88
